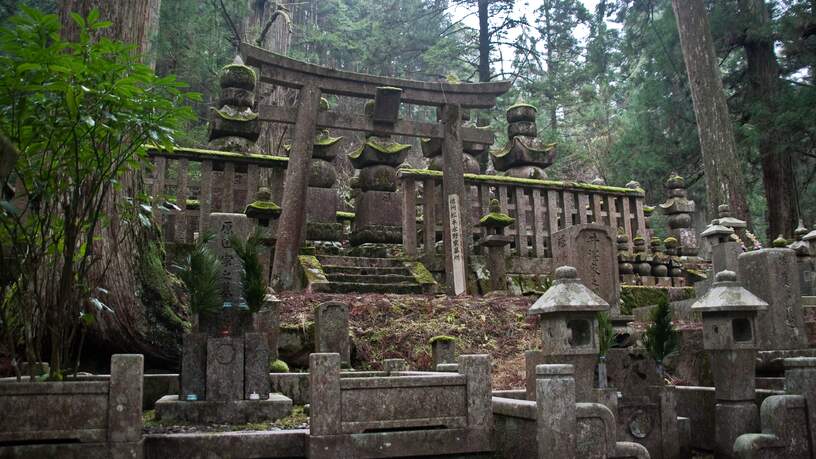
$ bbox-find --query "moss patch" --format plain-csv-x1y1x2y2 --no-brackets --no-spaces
269,359,290,373
479,212,515,227
213,108,258,122
336,211,355,221
349,138,412,158
298,255,328,284
146,145,288,167
397,168,644,195
404,261,437,286
429,335,457,345
620,285,695,315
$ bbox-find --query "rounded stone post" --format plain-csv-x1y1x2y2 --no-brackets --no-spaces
536,364,576,459
108,354,144,443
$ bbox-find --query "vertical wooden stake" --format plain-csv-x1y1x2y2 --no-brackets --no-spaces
441,103,468,296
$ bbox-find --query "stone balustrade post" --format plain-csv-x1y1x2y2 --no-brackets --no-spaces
309,353,341,436
536,364,576,459
108,354,144,443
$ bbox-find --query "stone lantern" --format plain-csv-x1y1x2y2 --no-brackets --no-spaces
525,266,609,402
701,221,738,274
691,270,768,458
478,199,514,291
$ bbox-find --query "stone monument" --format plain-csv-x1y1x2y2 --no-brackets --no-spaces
490,102,557,179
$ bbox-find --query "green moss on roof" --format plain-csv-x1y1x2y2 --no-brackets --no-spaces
397,168,644,195
349,138,411,158
507,103,537,111
213,108,258,122
221,63,256,81
246,200,281,211
491,138,556,158
429,335,457,344
479,212,515,227
336,211,355,220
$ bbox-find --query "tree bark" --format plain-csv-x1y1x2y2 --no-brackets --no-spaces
58,0,185,366
671,0,751,225
739,0,798,239
478,0,490,82
59,0,161,68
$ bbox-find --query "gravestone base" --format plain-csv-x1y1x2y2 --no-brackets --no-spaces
154,394,292,424
306,222,344,242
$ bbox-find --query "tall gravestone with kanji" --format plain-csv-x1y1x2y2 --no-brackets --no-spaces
551,224,621,315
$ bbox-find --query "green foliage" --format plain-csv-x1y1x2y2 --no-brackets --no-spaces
0,7,195,375
269,359,290,373
597,311,616,357
428,335,456,345
174,235,223,316
642,297,678,366
231,233,267,313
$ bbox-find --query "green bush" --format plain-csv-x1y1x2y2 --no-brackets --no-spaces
173,234,222,316
269,359,289,373
643,297,678,371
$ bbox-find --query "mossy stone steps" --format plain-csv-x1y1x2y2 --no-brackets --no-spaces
313,255,429,294
324,273,417,285
322,265,409,276
316,255,405,268
323,281,425,294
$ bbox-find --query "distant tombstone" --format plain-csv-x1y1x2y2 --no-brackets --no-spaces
315,301,350,366
552,224,620,313
206,213,251,305
738,248,808,350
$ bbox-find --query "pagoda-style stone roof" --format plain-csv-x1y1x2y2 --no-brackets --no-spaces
527,266,609,316
691,271,768,313
349,136,411,168
491,137,557,172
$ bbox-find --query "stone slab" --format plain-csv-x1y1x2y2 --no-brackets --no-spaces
244,333,271,400
206,337,244,401
738,249,808,350
551,224,620,312
143,430,305,459
0,442,143,459
108,354,144,443
206,213,251,304
353,190,402,228
180,333,207,400
306,187,338,223
525,351,595,403
314,302,350,366
307,427,493,459
153,394,292,424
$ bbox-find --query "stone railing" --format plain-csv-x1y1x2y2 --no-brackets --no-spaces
399,169,647,259
308,353,493,458
0,355,143,457
146,146,288,244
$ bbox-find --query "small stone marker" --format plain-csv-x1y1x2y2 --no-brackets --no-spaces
551,224,620,313
738,248,807,350
315,301,350,366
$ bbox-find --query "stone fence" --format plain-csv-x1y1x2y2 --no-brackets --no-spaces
308,353,493,458
147,146,288,244
0,354,143,458
399,169,647,261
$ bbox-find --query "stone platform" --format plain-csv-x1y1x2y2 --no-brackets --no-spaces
155,394,292,424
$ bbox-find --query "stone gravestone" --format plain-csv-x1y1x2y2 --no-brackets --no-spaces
738,248,808,350
207,213,251,306
551,224,621,314
315,301,350,366
207,337,244,401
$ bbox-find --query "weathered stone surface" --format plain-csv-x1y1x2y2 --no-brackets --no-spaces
180,333,207,400
314,302,350,366
711,240,742,274
244,333,270,400
459,354,493,430
526,350,596,403
358,165,397,192
206,337,244,401
154,394,292,424
710,350,756,402
206,213,251,305
353,190,402,228
309,353,342,436
431,339,457,368
536,364,576,459
783,357,816,455
551,224,620,312
428,153,481,175
606,348,663,397
382,358,408,373
305,187,338,223
143,429,305,459
738,249,808,350
108,355,144,443
308,159,337,188
716,402,758,458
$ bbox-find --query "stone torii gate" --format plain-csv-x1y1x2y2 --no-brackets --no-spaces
240,43,511,293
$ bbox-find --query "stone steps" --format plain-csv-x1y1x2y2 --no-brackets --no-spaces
316,255,405,268
324,273,417,285
322,265,410,276
306,255,434,294
323,281,425,294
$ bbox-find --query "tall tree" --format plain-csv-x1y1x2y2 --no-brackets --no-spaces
736,0,798,238
671,0,751,224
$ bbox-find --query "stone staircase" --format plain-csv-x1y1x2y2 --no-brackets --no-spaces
304,255,436,294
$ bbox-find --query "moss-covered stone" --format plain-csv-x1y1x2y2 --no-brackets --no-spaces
245,200,282,220
404,261,437,286
773,235,788,247
146,145,288,167
428,335,457,345
336,211,356,221
269,359,290,373
397,168,644,195
479,212,515,228
298,255,328,284
349,137,411,168
220,63,257,90
620,285,695,315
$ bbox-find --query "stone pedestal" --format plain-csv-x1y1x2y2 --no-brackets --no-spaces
712,241,741,274
180,333,207,399
431,338,457,368
207,337,244,401
350,190,402,245
525,350,595,403
206,213,251,305
536,364,576,459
